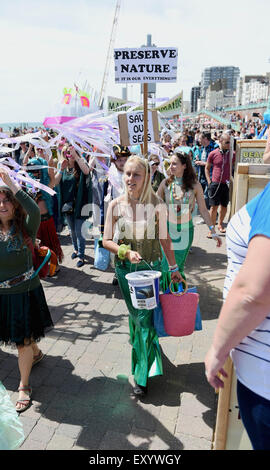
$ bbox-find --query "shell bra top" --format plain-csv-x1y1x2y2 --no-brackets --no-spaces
164,179,196,223
114,200,162,263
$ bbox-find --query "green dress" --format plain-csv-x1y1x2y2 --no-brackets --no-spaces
58,161,92,220
151,170,165,193
114,211,163,387
0,190,53,346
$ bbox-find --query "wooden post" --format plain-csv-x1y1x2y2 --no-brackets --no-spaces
213,357,233,449
143,83,148,158
228,135,234,221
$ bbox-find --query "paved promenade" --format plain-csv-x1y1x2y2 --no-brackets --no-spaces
0,219,228,451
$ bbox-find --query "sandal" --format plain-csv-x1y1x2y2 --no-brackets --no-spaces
133,381,147,397
207,232,213,239
218,226,226,233
32,350,44,366
16,386,32,413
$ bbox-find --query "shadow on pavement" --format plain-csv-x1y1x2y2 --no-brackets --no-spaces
47,304,128,344
149,351,216,431
29,354,185,450
43,264,122,299
0,346,214,450
185,247,227,321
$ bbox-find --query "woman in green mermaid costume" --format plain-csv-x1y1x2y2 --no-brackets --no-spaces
157,151,222,291
103,155,182,397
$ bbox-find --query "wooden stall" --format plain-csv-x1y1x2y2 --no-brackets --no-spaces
231,162,270,215
213,161,270,450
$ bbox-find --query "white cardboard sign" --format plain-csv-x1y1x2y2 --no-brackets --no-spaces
114,47,178,84
127,111,154,145
118,110,159,146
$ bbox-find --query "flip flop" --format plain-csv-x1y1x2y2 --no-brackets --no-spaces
16,386,32,413
32,350,44,366
218,227,226,233
206,233,212,239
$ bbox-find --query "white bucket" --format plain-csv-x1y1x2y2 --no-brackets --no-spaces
125,270,161,310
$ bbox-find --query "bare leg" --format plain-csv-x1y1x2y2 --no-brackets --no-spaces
31,342,41,357
16,344,33,411
218,205,228,231
208,206,218,236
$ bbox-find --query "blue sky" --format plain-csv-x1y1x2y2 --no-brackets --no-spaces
0,0,269,122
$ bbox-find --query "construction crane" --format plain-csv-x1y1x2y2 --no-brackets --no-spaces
98,0,121,109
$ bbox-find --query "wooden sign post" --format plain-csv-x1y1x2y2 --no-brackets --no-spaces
143,83,148,157
139,83,149,157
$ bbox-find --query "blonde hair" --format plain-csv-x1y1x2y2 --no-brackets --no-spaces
123,155,161,206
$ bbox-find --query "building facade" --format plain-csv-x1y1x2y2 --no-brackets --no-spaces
239,75,269,105
191,86,200,112
201,66,240,98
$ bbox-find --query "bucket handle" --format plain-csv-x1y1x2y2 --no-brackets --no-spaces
169,279,188,296
131,258,154,272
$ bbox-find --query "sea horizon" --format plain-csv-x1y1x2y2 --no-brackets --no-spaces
0,121,44,132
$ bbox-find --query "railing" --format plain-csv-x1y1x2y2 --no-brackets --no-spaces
182,110,240,130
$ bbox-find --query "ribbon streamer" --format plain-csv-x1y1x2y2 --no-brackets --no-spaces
0,162,56,196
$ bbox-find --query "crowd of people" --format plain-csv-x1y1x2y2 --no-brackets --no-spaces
200,110,268,139
0,116,270,450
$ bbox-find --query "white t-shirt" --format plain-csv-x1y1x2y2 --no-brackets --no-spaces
225,184,270,399
108,164,124,200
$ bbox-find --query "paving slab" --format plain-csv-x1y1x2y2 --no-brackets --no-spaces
0,220,227,450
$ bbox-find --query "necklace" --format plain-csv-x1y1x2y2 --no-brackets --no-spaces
0,228,11,242
66,166,74,174
170,178,190,215
128,194,140,202
129,197,140,203
171,177,185,200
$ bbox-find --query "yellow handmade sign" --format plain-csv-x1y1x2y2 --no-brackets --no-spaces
236,139,267,164
107,96,130,113
155,92,183,115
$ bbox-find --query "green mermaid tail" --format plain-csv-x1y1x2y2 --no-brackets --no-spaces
115,259,163,387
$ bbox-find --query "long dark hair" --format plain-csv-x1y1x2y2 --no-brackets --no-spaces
166,152,197,191
61,145,81,182
0,188,26,238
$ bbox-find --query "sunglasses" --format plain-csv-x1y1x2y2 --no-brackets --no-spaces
152,162,159,167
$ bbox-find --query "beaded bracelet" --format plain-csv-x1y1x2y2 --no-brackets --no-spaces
169,266,179,273
169,264,178,271
117,244,131,260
